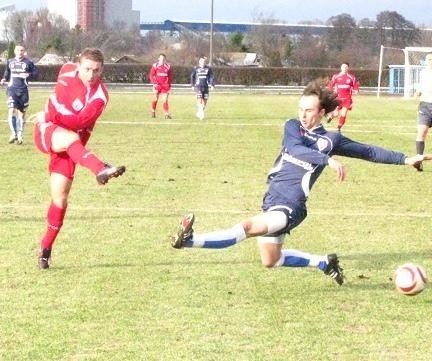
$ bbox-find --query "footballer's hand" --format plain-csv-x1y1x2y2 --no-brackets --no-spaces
405,154,425,166
328,157,346,182
28,111,46,124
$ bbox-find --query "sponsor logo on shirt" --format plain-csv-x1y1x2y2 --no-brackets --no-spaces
72,98,84,111
281,153,313,171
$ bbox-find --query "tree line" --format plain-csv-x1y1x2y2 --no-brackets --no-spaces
2,8,431,69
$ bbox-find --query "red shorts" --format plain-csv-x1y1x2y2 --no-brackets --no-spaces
33,122,76,179
153,84,170,94
338,97,353,110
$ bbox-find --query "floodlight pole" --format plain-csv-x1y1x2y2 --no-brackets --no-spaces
209,0,214,66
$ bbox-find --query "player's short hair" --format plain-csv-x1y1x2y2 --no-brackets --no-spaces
303,79,341,114
341,62,350,67
80,48,104,65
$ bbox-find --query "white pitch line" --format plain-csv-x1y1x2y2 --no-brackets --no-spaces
0,204,431,218
1,118,416,134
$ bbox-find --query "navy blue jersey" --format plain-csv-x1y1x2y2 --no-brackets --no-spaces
263,119,406,211
3,57,37,90
190,66,214,91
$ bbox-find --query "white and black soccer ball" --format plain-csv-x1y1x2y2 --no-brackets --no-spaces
394,263,428,296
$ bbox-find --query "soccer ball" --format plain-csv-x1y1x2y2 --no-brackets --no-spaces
394,263,428,296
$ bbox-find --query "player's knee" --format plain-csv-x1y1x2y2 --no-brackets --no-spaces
241,218,255,236
60,129,79,144
52,196,68,209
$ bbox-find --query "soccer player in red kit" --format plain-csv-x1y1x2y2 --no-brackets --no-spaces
33,48,126,269
149,53,173,119
327,62,359,131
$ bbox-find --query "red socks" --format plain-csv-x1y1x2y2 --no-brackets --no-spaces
338,116,346,128
163,101,169,113
40,202,67,250
151,100,157,111
66,140,105,175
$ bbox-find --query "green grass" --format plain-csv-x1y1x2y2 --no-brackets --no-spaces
1,89,431,360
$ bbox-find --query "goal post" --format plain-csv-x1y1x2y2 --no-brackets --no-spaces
377,45,432,98
403,47,432,98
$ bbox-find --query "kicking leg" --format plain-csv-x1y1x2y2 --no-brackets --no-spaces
50,127,126,184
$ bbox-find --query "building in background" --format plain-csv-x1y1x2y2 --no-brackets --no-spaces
47,0,139,31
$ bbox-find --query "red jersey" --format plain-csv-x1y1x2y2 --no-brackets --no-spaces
45,62,109,144
149,62,172,88
328,72,359,100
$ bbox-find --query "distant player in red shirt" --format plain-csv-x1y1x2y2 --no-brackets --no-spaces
33,48,126,269
149,53,173,119
327,62,359,131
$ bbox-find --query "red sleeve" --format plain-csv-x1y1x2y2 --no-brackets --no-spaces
53,99,105,131
168,66,173,85
353,77,360,91
149,65,156,84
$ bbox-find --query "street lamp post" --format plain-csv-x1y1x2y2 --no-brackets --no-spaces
209,0,214,66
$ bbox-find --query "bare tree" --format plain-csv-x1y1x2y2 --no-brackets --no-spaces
325,14,357,52
246,13,293,67
289,31,327,68
376,11,422,48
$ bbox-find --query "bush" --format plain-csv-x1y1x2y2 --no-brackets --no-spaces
0,64,387,87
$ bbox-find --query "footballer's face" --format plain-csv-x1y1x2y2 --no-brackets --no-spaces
14,46,25,60
340,63,349,73
158,54,166,65
298,95,325,130
78,57,103,86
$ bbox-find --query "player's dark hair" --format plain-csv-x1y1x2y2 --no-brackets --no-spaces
80,48,104,65
303,79,341,114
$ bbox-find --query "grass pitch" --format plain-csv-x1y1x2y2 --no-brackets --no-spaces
0,89,431,360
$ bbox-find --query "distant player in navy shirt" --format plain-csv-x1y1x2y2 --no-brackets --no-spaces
1,44,37,144
191,56,215,120
171,80,427,286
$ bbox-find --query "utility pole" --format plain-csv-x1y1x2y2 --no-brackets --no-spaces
209,0,214,66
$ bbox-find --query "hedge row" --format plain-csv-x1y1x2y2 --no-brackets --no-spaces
0,64,387,87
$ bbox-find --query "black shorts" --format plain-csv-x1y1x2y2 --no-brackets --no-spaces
417,101,432,127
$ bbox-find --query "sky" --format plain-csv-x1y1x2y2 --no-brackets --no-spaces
5,0,432,27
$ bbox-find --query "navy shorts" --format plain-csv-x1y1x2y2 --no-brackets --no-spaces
194,87,209,100
7,87,29,112
261,191,307,237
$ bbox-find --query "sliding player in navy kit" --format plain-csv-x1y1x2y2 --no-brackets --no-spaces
171,80,427,286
